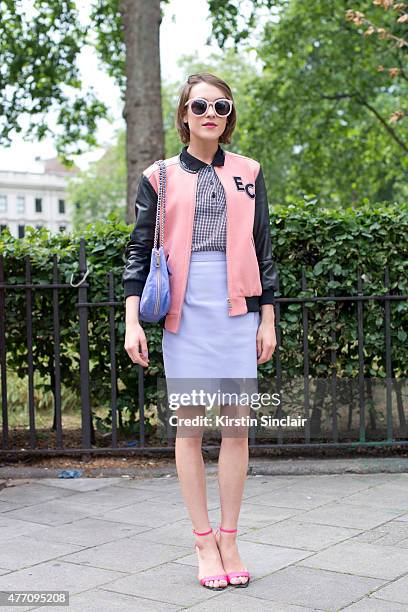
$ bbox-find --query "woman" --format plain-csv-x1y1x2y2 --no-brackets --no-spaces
123,73,278,590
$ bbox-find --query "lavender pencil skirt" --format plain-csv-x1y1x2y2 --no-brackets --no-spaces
162,250,260,400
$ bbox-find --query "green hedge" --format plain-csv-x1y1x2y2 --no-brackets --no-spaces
1,201,407,436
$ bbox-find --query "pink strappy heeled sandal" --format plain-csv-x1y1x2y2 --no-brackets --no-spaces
192,527,228,591
215,525,251,588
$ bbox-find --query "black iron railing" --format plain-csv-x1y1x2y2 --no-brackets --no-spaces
0,238,407,457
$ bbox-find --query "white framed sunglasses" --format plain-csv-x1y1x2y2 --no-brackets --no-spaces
184,97,233,118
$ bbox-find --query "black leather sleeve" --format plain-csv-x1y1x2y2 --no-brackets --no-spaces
122,173,158,299
253,165,279,304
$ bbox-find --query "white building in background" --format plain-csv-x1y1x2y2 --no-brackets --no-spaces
0,157,79,238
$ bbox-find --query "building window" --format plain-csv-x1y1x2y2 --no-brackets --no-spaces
0,195,7,213
58,199,65,214
59,225,66,232
18,225,25,238
0,224,8,232
35,225,42,230
35,197,42,213
16,195,25,214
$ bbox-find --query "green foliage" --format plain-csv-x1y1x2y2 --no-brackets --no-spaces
154,1,408,208
266,199,408,384
90,0,171,94
89,0,126,92
236,0,408,206
2,0,406,206
0,0,109,161
206,0,279,48
0,214,160,435
138,27,407,219
66,128,127,229
1,201,407,438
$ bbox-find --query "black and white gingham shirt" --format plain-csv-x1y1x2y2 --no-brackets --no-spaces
191,163,226,252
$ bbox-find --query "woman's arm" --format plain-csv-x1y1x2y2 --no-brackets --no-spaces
252,164,279,307
123,172,158,367
253,164,278,363
122,172,158,299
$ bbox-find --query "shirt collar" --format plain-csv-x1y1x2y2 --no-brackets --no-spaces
179,144,225,172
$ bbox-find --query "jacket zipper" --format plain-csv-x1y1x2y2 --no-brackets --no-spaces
226,173,232,315
178,172,199,322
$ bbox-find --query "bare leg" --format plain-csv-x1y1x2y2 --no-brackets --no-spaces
216,404,250,585
174,405,227,588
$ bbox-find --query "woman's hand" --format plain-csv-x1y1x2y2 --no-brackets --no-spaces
125,322,149,367
124,295,149,367
256,305,276,364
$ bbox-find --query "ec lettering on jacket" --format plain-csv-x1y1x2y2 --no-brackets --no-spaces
233,176,255,199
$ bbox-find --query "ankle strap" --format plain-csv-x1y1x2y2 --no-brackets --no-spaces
192,527,213,536
219,525,237,533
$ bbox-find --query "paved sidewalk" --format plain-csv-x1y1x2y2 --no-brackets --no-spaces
0,472,407,611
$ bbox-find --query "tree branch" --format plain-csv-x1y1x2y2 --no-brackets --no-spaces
357,95,408,153
319,92,407,153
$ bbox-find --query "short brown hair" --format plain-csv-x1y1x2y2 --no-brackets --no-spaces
175,73,236,145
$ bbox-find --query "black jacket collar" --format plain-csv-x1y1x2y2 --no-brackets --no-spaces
179,144,225,172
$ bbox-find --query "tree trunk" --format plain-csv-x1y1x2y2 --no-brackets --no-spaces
119,0,164,224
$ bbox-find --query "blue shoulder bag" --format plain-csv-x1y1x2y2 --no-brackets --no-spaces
139,160,171,323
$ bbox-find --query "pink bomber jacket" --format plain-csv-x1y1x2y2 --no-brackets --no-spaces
122,145,279,334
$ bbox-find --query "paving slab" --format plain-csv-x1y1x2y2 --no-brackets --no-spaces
62,534,191,573
341,483,408,512
126,518,204,548
96,499,189,527
246,488,340,510
0,499,21,512
351,520,408,548
394,513,408,522
209,500,301,529
104,561,223,607
30,589,179,612
294,501,404,530
370,574,408,605
343,596,408,610
55,484,161,514
0,560,124,594
0,515,50,542
127,483,222,509
188,590,317,611
270,474,395,496
2,497,93,526
247,565,385,610
240,518,362,551
23,517,149,547
0,482,76,506
0,535,83,571
297,540,408,580
37,477,126,491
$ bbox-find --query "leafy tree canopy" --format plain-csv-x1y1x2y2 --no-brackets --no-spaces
0,0,109,162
